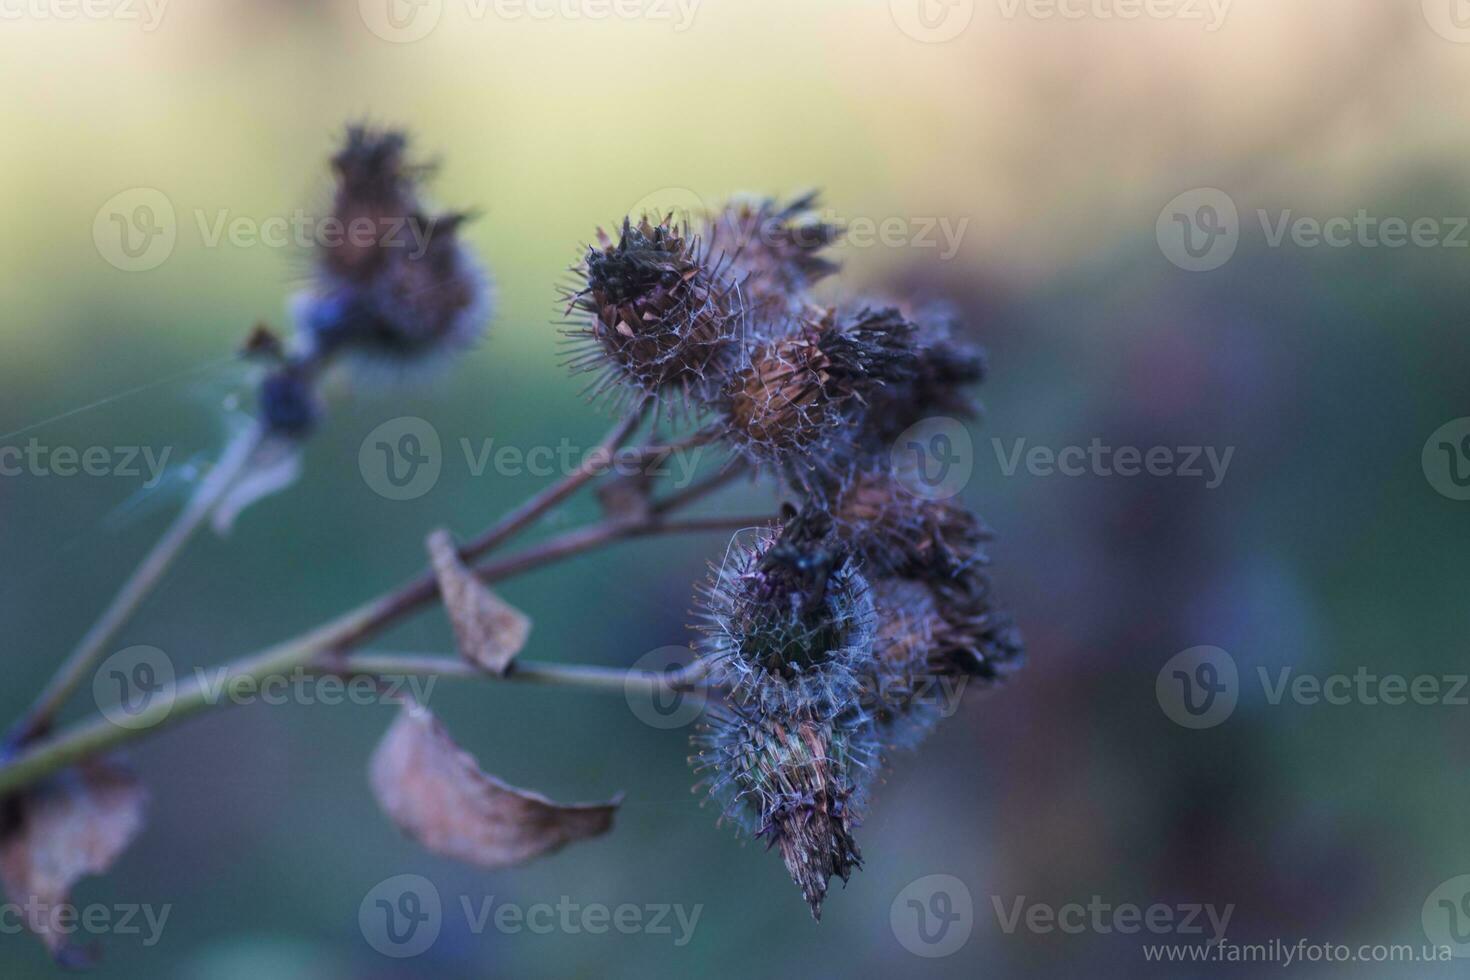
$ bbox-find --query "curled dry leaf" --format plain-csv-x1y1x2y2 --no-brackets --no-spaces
426,528,531,676
211,437,303,536
0,758,147,965
369,702,619,869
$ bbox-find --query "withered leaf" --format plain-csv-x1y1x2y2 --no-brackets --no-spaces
0,759,147,965
369,703,619,869
211,437,302,536
426,529,531,676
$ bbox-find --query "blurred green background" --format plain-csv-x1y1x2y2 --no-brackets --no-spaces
3,0,1470,976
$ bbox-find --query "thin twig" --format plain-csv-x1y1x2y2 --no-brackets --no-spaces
453,401,650,561
326,652,713,697
650,457,751,516
329,405,652,651
0,511,767,795
5,424,265,748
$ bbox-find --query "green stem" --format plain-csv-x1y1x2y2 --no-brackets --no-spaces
6,424,265,747
0,513,759,795
334,652,711,697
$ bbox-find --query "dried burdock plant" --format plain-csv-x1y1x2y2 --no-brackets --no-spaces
563,215,745,413
705,192,842,322
293,125,491,369
0,127,1024,960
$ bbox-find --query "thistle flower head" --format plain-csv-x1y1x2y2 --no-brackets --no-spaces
321,126,423,284
827,466,1024,680
722,307,919,473
725,330,838,461
830,468,993,577
297,127,492,365
565,215,743,411
927,570,1026,682
864,578,950,747
816,306,921,387
705,192,842,321
692,702,873,919
695,526,876,714
859,306,988,448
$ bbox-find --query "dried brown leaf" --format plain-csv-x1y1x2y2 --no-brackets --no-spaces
0,759,147,965
426,529,531,676
369,703,618,869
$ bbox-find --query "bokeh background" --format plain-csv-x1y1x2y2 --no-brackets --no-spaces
3,0,1470,976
